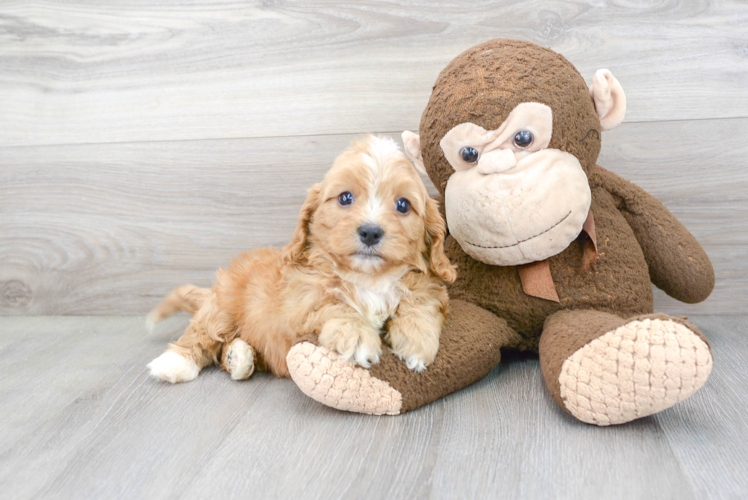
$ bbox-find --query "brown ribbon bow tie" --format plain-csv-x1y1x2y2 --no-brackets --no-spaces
517,211,599,303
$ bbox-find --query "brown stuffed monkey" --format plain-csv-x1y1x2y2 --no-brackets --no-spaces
285,39,715,425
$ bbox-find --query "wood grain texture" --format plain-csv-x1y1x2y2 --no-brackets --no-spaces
430,361,695,500
2,119,746,316
656,315,748,499
1,2,745,497
1,315,746,499
0,1,747,147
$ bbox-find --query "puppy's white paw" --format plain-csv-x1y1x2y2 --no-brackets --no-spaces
148,351,199,383
353,342,381,369
319,319,382,369
404,355,427,373
387,324,438,372
226,339,255,380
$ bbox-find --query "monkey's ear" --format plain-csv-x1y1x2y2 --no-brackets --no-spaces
589,69,626,131
281,183,322,263
402,131,427,176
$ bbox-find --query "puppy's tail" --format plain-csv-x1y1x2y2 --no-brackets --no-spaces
146,284,212,333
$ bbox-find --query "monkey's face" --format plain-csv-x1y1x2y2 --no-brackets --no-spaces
439,102,591,265
402,39,626,267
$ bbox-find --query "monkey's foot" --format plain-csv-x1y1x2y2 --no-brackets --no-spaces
287,300,516,415
287,342,403,415
557,317,713,426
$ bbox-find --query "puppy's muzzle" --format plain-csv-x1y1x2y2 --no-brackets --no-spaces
358,224,384,247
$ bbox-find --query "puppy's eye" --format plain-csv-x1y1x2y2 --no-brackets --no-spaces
338,192,354,206
460,147,479,163
395,198,411,214
513,130,534,148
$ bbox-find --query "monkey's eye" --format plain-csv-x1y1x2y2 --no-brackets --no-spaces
459,147,479,163
395,198,411,214
513,130,534,148
338,192,354,206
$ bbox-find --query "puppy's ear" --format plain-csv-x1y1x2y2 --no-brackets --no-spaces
281,183,322,263
424,197,456,283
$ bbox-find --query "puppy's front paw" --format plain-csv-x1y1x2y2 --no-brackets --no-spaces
148,351,199,383
319,319,382,368
386,318,440,373
403,355,428,373
352,340,382,369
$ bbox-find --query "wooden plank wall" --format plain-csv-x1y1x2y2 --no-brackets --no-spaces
1,0,746,315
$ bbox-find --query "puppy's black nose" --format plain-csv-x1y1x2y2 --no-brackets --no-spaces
358,224,383,247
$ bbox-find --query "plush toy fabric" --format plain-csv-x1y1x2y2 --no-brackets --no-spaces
285,39,715,425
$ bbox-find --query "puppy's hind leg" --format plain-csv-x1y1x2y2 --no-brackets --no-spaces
219,338,257,380
148,293,233,383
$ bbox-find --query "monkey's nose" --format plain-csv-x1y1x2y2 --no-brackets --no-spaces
358,224,384,247
477,148,517,175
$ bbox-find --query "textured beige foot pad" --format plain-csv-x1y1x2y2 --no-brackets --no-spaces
287,342,402,415
558,318,713,426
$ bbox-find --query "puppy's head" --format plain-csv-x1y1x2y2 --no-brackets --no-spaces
282,135,455,282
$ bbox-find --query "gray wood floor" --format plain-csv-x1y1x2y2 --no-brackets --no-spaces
1,315,746,500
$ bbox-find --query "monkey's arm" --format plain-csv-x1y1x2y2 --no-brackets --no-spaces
591,165,715,304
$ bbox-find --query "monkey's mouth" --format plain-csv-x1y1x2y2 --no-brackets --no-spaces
464,211,572,249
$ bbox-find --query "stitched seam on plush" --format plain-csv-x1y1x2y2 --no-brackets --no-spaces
465,211,572,249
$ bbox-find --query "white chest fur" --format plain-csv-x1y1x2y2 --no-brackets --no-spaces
333,274,406,328
335,267,409,327
354,282,404,321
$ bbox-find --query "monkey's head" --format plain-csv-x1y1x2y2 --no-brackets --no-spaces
402,39,626,266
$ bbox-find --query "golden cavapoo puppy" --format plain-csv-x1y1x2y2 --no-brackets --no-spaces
147,135,456,384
